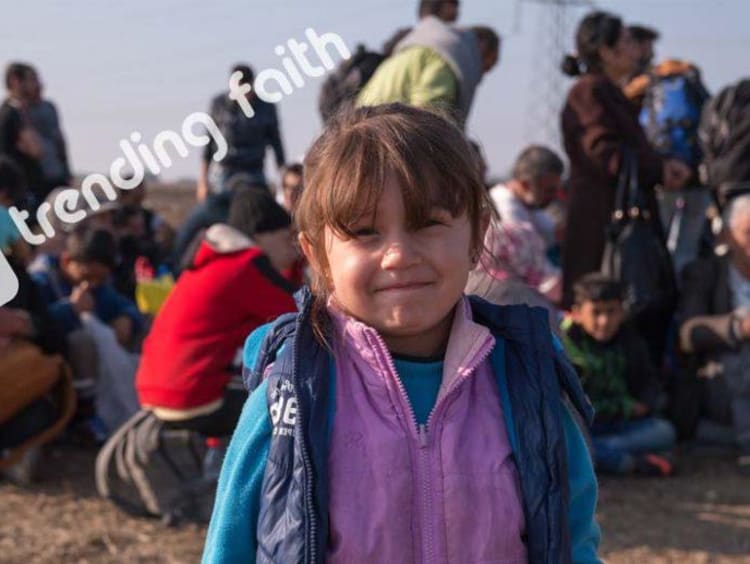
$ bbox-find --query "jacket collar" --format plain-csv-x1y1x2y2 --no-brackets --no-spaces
204,223,255,254
327,295,495,396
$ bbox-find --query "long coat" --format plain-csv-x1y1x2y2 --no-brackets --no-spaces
560,73,665,307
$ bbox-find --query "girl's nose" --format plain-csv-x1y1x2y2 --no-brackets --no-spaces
381,239,420,269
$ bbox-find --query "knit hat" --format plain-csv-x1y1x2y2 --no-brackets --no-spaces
228,185,292,238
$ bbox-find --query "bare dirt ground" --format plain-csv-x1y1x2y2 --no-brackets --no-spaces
1,444,748,563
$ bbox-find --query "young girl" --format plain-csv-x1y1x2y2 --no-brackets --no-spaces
203,104,601,564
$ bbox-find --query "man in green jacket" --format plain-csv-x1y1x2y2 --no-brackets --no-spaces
357,17,500,128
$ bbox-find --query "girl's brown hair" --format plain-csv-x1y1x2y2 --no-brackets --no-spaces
295,103,493,334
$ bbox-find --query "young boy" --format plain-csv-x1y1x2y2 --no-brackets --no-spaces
561,272,677,476
31,226,144,437
30,226,143,345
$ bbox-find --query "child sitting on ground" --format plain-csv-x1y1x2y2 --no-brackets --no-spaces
30,226,143,345
561,272,676,476
30,226,144,435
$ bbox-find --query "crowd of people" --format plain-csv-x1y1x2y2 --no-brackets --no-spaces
1,0,750,561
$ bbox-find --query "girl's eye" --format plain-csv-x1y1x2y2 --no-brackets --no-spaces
352,226,378,238
421,214,451,229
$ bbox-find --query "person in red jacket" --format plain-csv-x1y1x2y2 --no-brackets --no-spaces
135,186,299,436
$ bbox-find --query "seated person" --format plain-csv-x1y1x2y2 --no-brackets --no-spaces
135,186,299,437
489,145,565,300
0,156,31,265
561,273,676,476
277,163,304,213
30,226,144,428
117,176,175,270
0,251,68,484
466,219,561,333
30,226,143,346
172,175,270,276
112,204,162,300
678,194,750,475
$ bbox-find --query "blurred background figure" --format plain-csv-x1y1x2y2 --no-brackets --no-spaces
136,187,299,438
677,195,750,475
197,63,285,202
490,145,564,298
277,162,304,214
625,24,712,280
560,10,691,366
627,24,659,79
358,20,500,128
25,64,73,198
175,64,286,273
383,0,462,56
0,62,43,210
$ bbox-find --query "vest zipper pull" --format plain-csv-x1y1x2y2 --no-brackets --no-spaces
418,424,429,448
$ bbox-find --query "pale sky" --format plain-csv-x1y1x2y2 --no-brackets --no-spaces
2,0,748,183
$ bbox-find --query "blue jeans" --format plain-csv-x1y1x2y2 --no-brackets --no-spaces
592,417,676,474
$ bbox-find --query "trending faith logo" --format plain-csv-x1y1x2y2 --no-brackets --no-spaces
0,253,19,306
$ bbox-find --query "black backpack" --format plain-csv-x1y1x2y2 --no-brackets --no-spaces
318,44,385,124
698,78,750,208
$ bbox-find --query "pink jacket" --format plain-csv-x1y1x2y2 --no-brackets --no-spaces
326,298,528,563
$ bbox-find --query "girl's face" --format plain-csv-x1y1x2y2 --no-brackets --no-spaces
307,174,478,358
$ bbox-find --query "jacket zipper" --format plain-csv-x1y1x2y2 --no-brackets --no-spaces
368,330,495,564
293,315,318,564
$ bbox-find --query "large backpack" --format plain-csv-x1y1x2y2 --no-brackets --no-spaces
639,62,710,167
95,409,215,525
698,78,750,208
318,44,385,124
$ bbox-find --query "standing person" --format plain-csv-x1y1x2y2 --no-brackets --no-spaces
196,64,285,202
358,19,500,128
418,0,460,23
623,26,712,278
25,65,73,198
176,64,285,270
627,24,659,80
560,11,691,309
203,104,600,563
383,0,462,56
0,63,43,209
